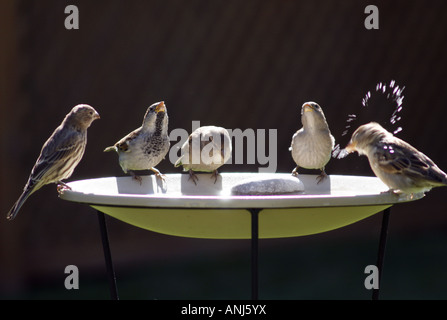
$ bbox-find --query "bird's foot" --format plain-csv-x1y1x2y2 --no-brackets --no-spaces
155,173,166,182
291,167,299,177
150,167,166,182
380,189,399,196
188,170,199,185
57,181,71,193
133,175,143,185
130,171,143,185
316,170,328,184
382,189,406,199
210,170,220,184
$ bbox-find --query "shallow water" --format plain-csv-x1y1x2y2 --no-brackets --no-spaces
332,80,406,159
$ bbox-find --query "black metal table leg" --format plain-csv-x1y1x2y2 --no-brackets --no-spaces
372,207,391,300
97,210,119,300
249,208,261,300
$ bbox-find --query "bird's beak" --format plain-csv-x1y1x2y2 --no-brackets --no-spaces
94,111,100,120
344,141,357,153
155,101,166,113
303,103,314,112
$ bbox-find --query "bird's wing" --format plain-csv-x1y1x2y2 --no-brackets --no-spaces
206,132,229,160
289,129,303,151
374,141,446,184
175,135,192,167
31,129,85,182
218,133,227,159
374,142,411,174
115,129,141,152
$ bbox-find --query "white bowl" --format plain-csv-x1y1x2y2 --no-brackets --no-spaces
59,173,423,239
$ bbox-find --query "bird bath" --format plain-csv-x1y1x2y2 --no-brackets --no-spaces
59,172,424,300
59,173,423,239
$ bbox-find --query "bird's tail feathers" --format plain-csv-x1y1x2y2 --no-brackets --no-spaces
174,156,183,168
441,172,447,186
104,146,117,153
6,186,34,221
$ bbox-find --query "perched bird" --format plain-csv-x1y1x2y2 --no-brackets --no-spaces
6,104,100,220
175,126,232,184
289,102,335,183
104,101,170,182
345,122,447,195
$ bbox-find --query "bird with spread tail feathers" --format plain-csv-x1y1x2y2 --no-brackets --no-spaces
6,104,100,220
104,101,170,183
289,102,335,183
344,122,447,195
175,126,232,185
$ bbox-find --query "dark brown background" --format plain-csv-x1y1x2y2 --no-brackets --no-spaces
1,0,447,299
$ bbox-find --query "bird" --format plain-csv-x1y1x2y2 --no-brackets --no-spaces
344,122,447,195
6,104,100,220
289,101,335,183
175,126,232,185
104,101,170,183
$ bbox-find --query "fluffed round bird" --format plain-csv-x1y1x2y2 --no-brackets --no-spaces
175,126,232,185
289,102,335,183
104,101,170,183
6,104,100,220
344,122,447,195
